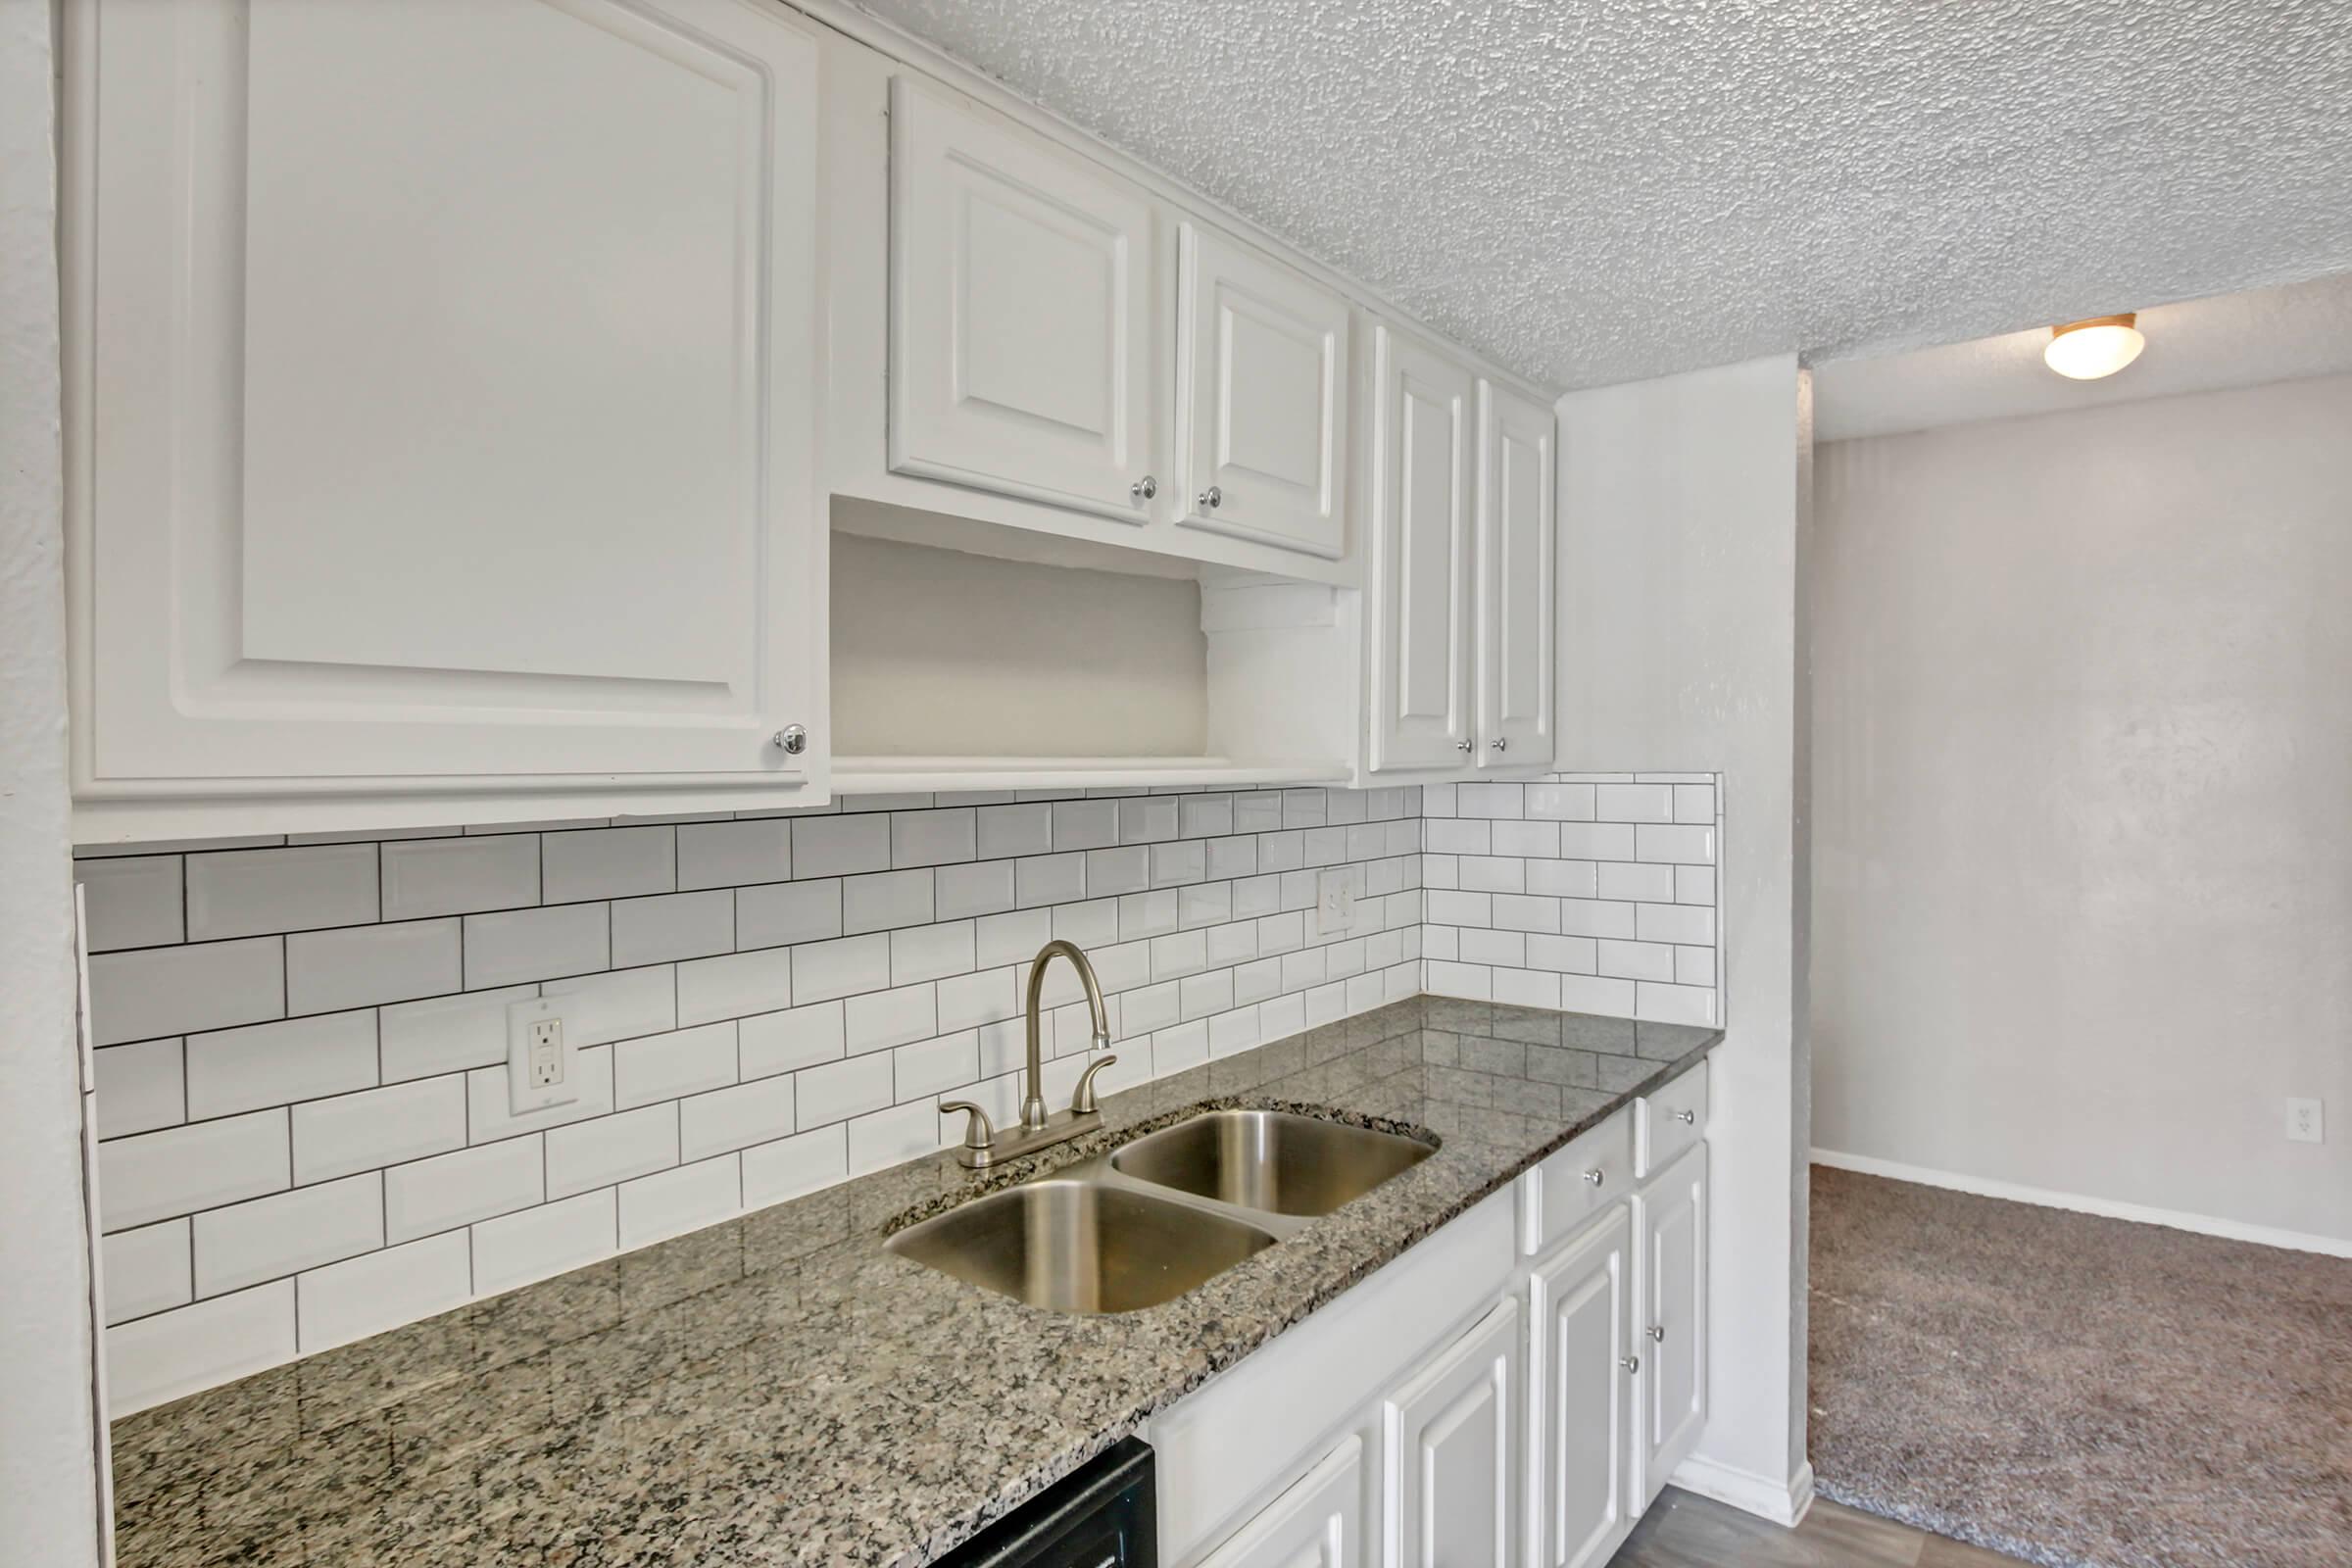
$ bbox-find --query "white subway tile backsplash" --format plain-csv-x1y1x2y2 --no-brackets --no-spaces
739,1001,845,1079
184,1011,377,1120
103,1221,193,1325
790,934,891,1006
295,1231,470,1353
93,1040,186,1140
291,1075,466,1185
796,1052,894,1127
546,1103,679,1200
379,834,539,921
100,1110,289,1232
611,891,733,967
844,869,935,935
1635,823,1716,864
676,818,791,890
90,938,284,1048
791,814,891,879
107,1282,295,1416
676,947,794,1027
75,855,185,951
741,1125,847,1207
541,826,673,904
89,778,1720,1417
618,1156,742,1249
471,1189,616,1297
613,1022,739,1109
192,1173,383,1297
1637,981,1718,1026
186,844,377,942
289,918,462,1014
385,1136,544,1244
379,984,534,1082
680,1077,796,1161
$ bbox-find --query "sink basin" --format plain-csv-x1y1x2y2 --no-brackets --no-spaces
1110,1110,1436,1217
886,1179,1277,1313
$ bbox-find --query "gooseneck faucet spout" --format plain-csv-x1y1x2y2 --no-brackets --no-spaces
1022,939,1111,1130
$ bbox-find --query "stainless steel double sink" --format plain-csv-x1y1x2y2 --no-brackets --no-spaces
886,1110,1437,1314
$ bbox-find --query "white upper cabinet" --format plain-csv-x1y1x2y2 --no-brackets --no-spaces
1366,323,1478,772
888,76,1160,524
1475,381,1557,770
1177,223,1350,560
67,0,824,836
1381,1298,1522,1568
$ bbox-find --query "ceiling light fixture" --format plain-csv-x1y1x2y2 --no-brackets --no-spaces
2043,313,2144,379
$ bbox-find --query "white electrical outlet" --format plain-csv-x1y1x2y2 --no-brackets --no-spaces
507,997,577,1113
2285,1097,2324,1144
1316,867,1360,936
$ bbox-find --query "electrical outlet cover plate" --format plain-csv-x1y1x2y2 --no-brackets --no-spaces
2285,1097,2324,1144
1316,866,1360,936
508,997,577,1113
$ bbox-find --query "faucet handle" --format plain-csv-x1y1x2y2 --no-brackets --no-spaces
940,1101,995,1152
1069,1055,1118,1116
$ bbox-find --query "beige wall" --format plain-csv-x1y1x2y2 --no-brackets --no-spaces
1812,373,2352,1247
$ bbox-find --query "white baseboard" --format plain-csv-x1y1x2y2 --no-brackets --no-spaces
1667,1454,1814,1527
1810,1148,2352,1259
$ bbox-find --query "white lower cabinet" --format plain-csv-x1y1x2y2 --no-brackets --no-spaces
1383,1298,1521,1568
1632,1141,1709,1506
1197,1435,1368,1568
1157,1069,1712,1568
1527,1206,1634,1568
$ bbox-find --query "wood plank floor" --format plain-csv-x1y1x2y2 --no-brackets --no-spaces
1607,1488,2028,1567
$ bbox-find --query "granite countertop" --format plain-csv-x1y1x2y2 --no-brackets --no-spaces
112,997,1721,1568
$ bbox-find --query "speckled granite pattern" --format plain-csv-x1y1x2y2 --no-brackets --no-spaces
111,998,1718,1568
1810,1166,2352,1568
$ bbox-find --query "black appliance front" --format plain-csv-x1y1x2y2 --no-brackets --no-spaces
931,1438,1155,1568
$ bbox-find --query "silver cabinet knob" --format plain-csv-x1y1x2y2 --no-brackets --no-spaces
1647,1325,1666,1343
1131,475,1157,502
771,724,808,756
1619,1354,1641,1374
1491,738,1507,752
1456,738,1474,754
1582,1168,1605,1187
1198,484,1222,510
1673,1109,1696,1125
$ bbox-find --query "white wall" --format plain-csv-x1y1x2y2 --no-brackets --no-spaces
0,1,108,1559
1555,356,1813,1520
1812,373,2352,1250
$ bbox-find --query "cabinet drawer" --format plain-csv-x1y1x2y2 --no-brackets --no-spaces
1520,1110,1634,1257
1634,1062,1707,1181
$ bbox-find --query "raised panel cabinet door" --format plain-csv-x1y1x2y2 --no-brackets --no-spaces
1177,222,1349,560
68,0,823,798
1382,1298,1521,1568
1634,1142,1709,1511
1474,381,1556,770
1197,1434,1367,1568
888,74,1159,523
1367,324,1476,772
1528,1206,1634,1568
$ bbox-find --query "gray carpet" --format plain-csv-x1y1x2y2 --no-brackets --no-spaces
1808,1167,2352,1568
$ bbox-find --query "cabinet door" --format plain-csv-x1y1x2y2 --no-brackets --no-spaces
1177,223,1349,560
888,75,1158,524
1474,381,1555,770
1198,1434,1366,1568
1382,1298,1520,1568
1528,1207,1634,1568
1634,1142,1709,1510
1366,324,1476,772
70,0,821,801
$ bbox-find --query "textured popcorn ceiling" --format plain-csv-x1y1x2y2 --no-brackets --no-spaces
856,0,2352,389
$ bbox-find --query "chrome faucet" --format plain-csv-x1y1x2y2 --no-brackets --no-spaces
941,940,1117,1169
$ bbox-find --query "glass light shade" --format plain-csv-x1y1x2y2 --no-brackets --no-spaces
2043,315,2145,379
